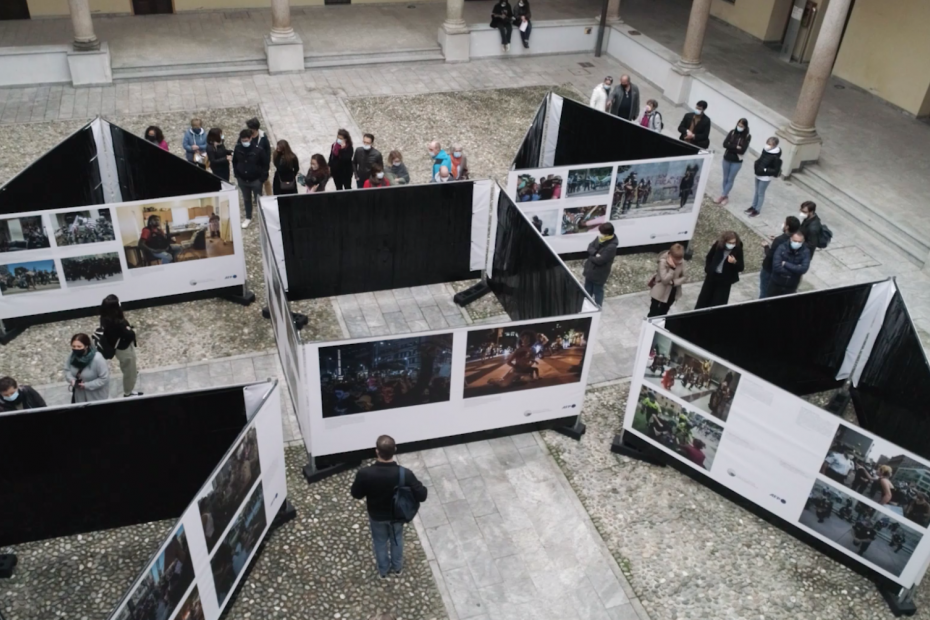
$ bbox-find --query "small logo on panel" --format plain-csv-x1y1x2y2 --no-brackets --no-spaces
189,280,198,286
225,274,238,280
769,493,787,504
523,408,552,417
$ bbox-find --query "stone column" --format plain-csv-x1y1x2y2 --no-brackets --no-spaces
68,0,99,51
443,0,468,33
679,0,713,68
440,0,470,63
264,0,304,73
270,0,296,42
607,0,623,23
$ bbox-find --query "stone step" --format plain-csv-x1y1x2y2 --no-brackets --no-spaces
304,47,445,69
112,58,269,81
791,166,929,267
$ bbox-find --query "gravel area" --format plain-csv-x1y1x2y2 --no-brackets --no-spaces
0,446,446,620
542,383,930,620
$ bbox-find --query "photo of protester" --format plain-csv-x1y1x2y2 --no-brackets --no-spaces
0,216,49,253
463,318,591,398
211,481,268,607
319,334,453,417
0,259,61,296
53,209,115,246
172,587,205,620
609,158,704,220
800,479,923,577
515,173,563,202
821,424,930,528
116,197,234,269
631,385,723,471
529,210,559,237
197,426,262,552
643,332,740,422
561,205,608,235
61,252,123,287
566,166,613,198
113,526,195,620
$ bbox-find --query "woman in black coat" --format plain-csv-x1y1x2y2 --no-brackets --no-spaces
329,128,354,190
695,231,744,309
205,128,230,182
272,140,300,196
491,0,514,51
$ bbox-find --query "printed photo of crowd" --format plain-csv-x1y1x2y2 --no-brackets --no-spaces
0,259,61,296
211,482,268,607
173,587,205,620
114,526,195,620
515,173,563,202
561,205,608,235
53,209,116,246
319,334,453,417
0,216,49,253
198,426,262,553
609,158,703,220
631,385,723,471
61,252,124,287
566,166,612,198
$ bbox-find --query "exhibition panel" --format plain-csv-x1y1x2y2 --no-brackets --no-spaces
512,95,547,171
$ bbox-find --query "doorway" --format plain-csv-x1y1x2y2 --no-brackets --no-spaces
0,0,30,20
132,0,174,14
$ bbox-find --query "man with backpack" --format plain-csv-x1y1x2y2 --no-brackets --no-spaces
799,200,832,258
351,435,428,578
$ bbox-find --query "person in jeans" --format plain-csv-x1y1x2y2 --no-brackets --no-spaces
582,223,619,306
746,137,782,218
97,294,142,397
233,129,269,230
760,216,800,298
351,435,428,578
514,0,531,48
716,119,750,206
138,214,181,264
0,376,47,413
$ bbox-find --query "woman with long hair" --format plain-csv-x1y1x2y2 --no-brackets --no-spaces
205,128,231,182
387,150,410,185
329,129,354,190
272,140,300,196
145,126,168,151
64,333,110,403
695,231,744,309
95,294,142,398
305,154,331,193
716,118,750,206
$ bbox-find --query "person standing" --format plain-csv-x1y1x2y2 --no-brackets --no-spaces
514,0,531,48
798,200,823,258
95,294,142,398
695,231,744,309
450,145,469,180
272,140,300,196
387,150,410,185
182,118,208,167
0,376,47,412
65,333,110,403
233,129,269,230
590,76,613,112
745,137,782,218
609,75,640,122
639,99,663,132
491,0,514,52
582,223,618,306
329,129,355,190
351,435,428,578
648,243,686,317
363,164,391,188
305,154,330,193
145,126,169,151
678,166,696,209
677,101,711,149
427,141,452,178
205,128,231,182
760,216,801,298
432,165,453,183
246,118,272,196
767,231,811,297
353,134,384,189
716,119,750,206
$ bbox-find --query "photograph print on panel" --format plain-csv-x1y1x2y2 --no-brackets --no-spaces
644,331,740,422
821,424,930,529
610,158,704,220
528,210,560,238
61,252,123,287
566,166,613,198
800,479,923,577
0,259,60,296
172,586,206,620
211,481,268,608
514,172,563,202
463,317,591,399
53,209,115,246
561,205,608,235
0,215,49,253
630,384,723,471
113,525,196,620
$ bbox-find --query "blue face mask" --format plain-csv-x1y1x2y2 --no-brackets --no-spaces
694,108,703,115
725,243,735,250
2,390,19,402
790,241,803,250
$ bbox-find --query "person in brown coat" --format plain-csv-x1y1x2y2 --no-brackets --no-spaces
648,243,686,317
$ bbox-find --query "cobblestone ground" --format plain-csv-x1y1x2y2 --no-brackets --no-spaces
542,383,930,620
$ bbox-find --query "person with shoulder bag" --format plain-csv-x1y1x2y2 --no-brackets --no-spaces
273,140,300,196
639,99,664,132
95,294,142,398
648,243,686,317
716,118,750,206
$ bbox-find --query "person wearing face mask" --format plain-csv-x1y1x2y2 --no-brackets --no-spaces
145,126,169,151
677,101,711,149
608,74,640,122
354,133,384,189
329,129,355,190
798,200,824,257
648,243,686,317
432,165,453,183
760,216,801,298
182,118,208,166
64,333,110,403
246,118,272,196
272,140,301,196
639,99,663,132
205,128,231,182
94,294,142,398
591,76,613,112
0,376,46,413
514,0,532,48
745,136,782,218
305,154,331,193
582,223,618,306
386,150,410,185
449,145,469,180
716,119,751,206
767,231,811,297
491,0,514,52
363,164,391,188
427,140,452,178
233,129,270,229
695,231,744,309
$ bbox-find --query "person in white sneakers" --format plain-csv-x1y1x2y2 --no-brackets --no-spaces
590,76,613,112
491,0,514,52
232,129,269,229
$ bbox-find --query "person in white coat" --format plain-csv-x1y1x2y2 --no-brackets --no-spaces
590,76,613,113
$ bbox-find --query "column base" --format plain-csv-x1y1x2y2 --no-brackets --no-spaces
438,24,470,63
775,125,823,177
665,64,695,106
67,42,112,87
264,34,305,74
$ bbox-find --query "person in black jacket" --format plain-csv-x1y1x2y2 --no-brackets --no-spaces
233,129,270,229
582,223,619,306
350,435,427,578
205,128,231,182
0,376,46,413
491,0,514,52
799,200,823,258
272,140,300,196
760,216,800,298
514,0,531,48
246,117,272,196
767,231,811,297
353,133,384,189
746,137,782,218
678,100,711,149
96,294,142,397
329,129,354,190
695,231,744,309
716,119,750,206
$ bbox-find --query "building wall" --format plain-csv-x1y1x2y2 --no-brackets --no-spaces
26,0,427,16
710,0,792,42
28,0,132,16
833,0,930,117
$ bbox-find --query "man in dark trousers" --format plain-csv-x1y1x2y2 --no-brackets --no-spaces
582,223,619,306
351,435,427,578
853,518,878,556
246,117,272,196
0,376,47,413
233,129,270,230
760,216,800,298
678,100,711,149
608,74,640,121
799,200,823,259
767,230,811,297
353,133,384,189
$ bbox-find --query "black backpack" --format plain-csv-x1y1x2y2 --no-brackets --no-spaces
92,326,117,360
392,467,421,523
817,224,833,249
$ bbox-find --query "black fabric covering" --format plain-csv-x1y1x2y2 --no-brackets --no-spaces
489,191,586,320
109,122,222,201
279,183,475,299
0,124,102,214
554,98,697,167
512,96,548,170
664,284,872,395
851,290,930,459
0,387,248,546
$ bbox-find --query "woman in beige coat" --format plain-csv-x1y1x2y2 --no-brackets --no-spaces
649,243,686,317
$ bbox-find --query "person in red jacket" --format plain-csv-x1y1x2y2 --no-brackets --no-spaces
363,164,391,188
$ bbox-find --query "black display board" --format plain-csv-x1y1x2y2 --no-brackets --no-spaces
489,191,586,320
512,96,547,170
0,386,249,546
554,98,697,167
664,284,872,395
279,183,476,299
0,124,102,214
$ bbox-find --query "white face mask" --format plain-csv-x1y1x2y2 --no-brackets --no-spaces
798,212,807,221
694,108,702,115
736,126,745,132
337,139,345,146
376,172,384,179
790,241,803,250
241,141,251,148
725,242,735,250
393,161,401,167
363,144,372,150
221,134,225,141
